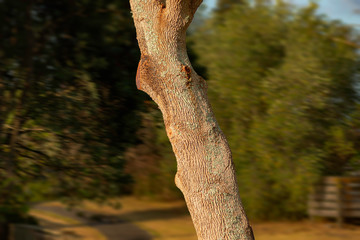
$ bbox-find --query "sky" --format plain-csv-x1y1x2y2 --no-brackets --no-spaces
203,0,360,26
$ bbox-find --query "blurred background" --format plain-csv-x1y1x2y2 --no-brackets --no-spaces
1,0,360,239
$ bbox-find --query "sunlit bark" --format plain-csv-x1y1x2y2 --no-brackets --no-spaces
129,0,254,239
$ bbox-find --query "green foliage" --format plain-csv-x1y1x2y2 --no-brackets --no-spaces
191,0,360,219
0,0,141,224
216,0,246,14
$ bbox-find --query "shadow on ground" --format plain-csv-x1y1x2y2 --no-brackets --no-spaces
114,206,190,222
34,205,154,240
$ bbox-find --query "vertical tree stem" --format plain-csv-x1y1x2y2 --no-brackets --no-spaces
129,1,254,239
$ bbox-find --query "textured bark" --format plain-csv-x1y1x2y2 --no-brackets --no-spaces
129,0,254,239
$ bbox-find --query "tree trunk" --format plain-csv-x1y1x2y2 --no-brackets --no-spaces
129,0,254,239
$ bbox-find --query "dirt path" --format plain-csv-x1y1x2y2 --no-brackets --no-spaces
80,197,360,240
32,204,152,240
32,198,360,240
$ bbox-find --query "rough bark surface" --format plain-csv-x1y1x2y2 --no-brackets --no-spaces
129,0,254,239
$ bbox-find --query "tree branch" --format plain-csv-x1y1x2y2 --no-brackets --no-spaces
16,142,50,160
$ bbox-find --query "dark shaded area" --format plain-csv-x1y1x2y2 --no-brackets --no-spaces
0,0,145,237
115,206,190,223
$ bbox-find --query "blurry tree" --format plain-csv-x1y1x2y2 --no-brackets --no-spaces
216,0,245,13
192,0,360,219
0,0,142,236
346,104,360,172
125,102,181,200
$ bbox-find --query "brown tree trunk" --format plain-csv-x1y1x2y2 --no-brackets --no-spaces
129,0,254,239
